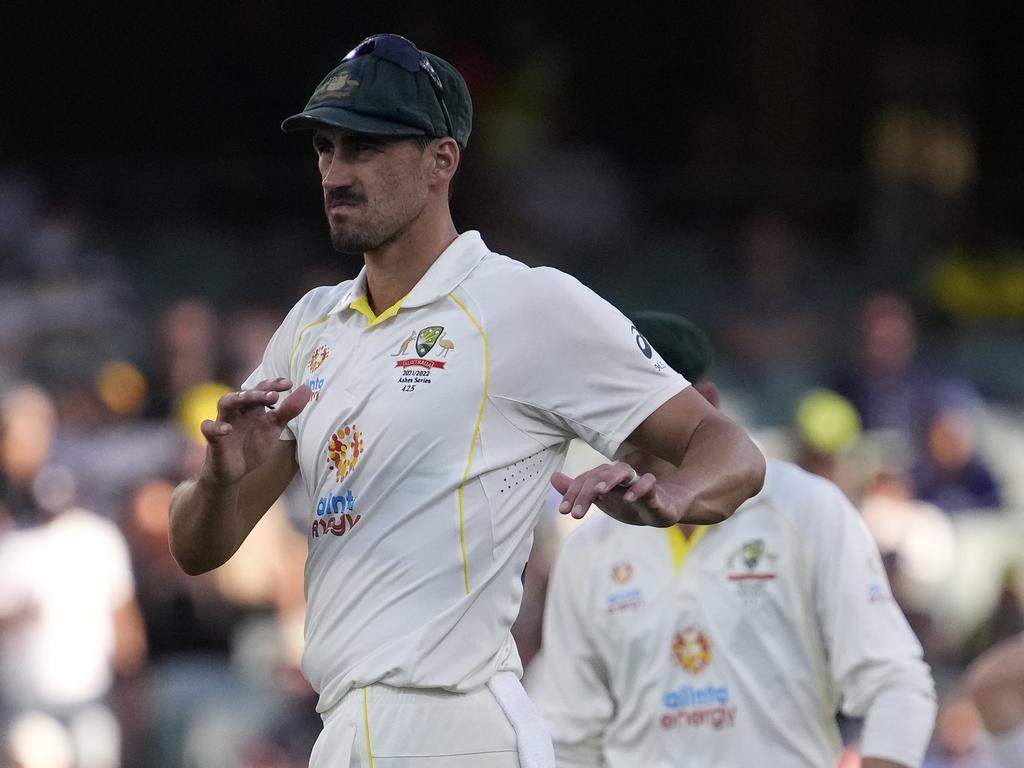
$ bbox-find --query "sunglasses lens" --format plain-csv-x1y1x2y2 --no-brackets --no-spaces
345,35,422,73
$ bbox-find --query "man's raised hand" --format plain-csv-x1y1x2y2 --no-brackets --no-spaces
199,378,312,486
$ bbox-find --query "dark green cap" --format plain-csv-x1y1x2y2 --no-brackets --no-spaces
282,34,472,148
630,310,715,383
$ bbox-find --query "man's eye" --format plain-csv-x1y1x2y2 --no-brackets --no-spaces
315,143,332,155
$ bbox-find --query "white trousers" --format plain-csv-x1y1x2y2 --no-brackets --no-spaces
309,672,554,768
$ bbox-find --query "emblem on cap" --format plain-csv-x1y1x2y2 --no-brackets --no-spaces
312,69,360,102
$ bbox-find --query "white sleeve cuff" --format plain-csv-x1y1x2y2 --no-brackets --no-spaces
860,686,937,767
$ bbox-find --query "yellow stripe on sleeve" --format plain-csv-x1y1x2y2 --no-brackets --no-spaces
449,291,489,595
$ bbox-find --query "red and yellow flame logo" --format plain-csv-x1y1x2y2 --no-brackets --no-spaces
672,626,713,674
309,345,330,373
326,424,364,482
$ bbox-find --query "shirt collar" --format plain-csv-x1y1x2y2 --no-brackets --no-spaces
330,230,489,319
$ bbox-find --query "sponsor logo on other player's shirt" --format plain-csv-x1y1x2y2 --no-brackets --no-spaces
673,625,713,674
662,629,737,730
725,538,780,605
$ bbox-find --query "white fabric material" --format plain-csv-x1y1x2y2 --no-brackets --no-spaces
243,231,688,714
0,510,135,708
529,460,936,768
488,671,555,768
311,681,525,767
860,685,939,766
989,724,1024,768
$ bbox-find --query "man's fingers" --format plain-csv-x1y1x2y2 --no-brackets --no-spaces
200,419,232,442
217,388,280,420
272,384,313,424
550,471,572,495
622,472,657,502
252,377,294,392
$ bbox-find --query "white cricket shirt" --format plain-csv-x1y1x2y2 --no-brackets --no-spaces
244,231,688,714
530,460,937,768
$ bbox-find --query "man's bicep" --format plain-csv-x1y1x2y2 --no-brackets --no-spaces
237,437,300,530
625,386,719,466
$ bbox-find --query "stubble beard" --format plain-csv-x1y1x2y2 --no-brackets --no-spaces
326,200,424,255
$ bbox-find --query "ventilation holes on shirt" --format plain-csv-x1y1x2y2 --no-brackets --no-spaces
499,449,550,493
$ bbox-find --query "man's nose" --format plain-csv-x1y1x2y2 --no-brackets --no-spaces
322,155,355,191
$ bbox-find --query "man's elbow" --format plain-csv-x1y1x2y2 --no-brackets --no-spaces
166,523,219,576
743,440,767,501
168,538,212,576
717,436,765,523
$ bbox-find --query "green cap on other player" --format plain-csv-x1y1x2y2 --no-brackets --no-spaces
282,33,472,148
630,310,715,384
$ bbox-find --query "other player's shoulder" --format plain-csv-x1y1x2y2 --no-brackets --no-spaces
759,459,858,529
557,515,659,566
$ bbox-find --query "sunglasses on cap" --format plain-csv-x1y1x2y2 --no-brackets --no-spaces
343,34,455,141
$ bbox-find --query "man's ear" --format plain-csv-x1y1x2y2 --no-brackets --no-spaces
695,381,721,409
432,137,460,181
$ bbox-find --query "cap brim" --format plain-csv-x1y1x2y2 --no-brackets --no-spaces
281,105,429,136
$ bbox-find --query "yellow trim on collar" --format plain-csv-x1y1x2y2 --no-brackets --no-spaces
349,294,406,327
665,525,708,572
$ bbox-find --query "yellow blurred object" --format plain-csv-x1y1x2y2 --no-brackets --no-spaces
95,361,148,415
795,389,862,455
174,381,233,444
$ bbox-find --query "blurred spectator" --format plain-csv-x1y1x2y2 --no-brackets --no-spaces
912,404,1003,514
223,307,282,389
712,209,834,421
0,384,57,527
0,388,146,768
831,291,970,436
145,298,222,420
121,478,243,662
960,567,1024,671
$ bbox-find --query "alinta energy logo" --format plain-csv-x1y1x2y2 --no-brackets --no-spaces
326,423,364,483
672,626,713,674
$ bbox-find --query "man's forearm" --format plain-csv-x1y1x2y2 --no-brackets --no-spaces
651,416,765,524
168,477,245,575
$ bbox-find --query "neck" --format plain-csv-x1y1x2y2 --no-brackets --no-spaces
363,207,458,315
677,523,699,539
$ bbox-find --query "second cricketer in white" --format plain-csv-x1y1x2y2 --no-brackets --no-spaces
529,314,937,768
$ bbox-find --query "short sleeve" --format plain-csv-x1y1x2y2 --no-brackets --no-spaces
808,478,936,765
486,268,689,458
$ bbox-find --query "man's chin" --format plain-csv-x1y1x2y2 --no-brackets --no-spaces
329,229,373,255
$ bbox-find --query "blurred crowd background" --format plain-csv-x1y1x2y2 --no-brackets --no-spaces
2,2,1023,767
